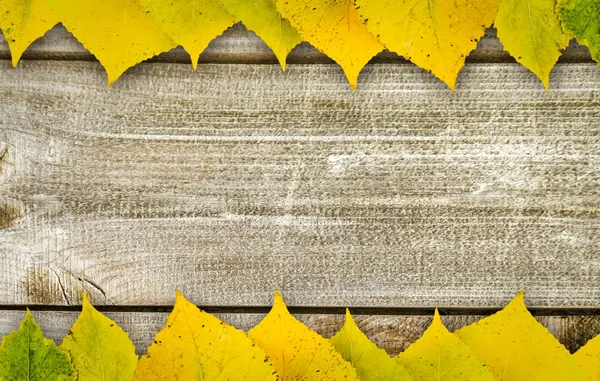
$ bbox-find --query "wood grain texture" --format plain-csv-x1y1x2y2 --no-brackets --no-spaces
0,311,598,355
0,24,593,65
0,61,599,307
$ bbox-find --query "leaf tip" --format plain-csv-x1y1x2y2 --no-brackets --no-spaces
507,289,529,312
22,309,36,328
173,290,196,313
342,67,360,91
543,80,550,92
7,41,24,68
433,308,442,324
344,308,359,327
433,70,459,92
273,290,288,311
10,56,20,68
81,292,92,309
536,71,551,92
175,289,186,302
104,65,127,87
190,51,201,71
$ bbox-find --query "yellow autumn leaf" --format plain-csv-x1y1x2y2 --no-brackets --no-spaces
47,0,176,85
140,0,238,69
396,310,496,381
133,290,278,381
273,0,382,89
220,0,302,71
330,309,413,381
355,0,501,90
574,335,600,380
455,291,588,380
248,291,360,380
495,0,572,90
60,293,138,381
0,0,58,67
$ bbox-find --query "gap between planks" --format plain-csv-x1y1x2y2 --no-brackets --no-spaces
1,305,600,317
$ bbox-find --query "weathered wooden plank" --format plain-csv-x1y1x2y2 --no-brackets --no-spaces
0,61,599,307
0,24,593,65
0,311,598,355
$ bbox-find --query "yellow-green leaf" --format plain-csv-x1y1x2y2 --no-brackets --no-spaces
0,0,58,66
455,291,588,380
248,291,359,380
133,290,278,381
60,293,137,381
396,310,496,380
574,335,600,380
557,0,600,66
0,310,75,381
495,0,571,90
355,0,501,90
140,0,238,69
330,309,412,381
47,0,176,85
273,0,383,89
220,0,301,71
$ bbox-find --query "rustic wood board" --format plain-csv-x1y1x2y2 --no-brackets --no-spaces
0,24,593,65
0,311,598,355
1,61,598,307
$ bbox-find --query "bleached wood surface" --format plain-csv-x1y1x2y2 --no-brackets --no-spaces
1,61,598,307
0,24,593,65
0,311,598,355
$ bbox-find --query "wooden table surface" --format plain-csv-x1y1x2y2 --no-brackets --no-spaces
0,24,598,355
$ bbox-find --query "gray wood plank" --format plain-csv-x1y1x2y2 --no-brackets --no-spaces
0,61,599,308
0,311,597,355
0,24,593,65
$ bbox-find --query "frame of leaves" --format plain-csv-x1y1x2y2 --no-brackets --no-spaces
0,0,598,89
0,291,598,380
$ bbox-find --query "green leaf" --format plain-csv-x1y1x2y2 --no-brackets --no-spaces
0,310,75,381
330,309,413,381
557,0,600,66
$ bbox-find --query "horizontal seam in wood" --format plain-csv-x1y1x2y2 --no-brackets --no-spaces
0,57,595,65
1,305,599,316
